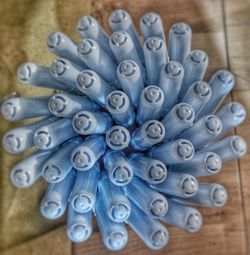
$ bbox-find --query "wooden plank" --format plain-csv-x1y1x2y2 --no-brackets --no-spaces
73,0,247,253
224,0,250,252
224,0,250,91
231,90,250,251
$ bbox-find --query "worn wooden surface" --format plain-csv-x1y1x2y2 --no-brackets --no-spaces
1,0,250,254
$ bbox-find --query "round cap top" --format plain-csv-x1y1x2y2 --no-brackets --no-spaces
3,134,22,153
49,94,67,114
77,16,96,31
41,201,61,219
171,22,191,34
142,12,159,26
71,146,96,171
205,152,222,173
176,140,194,160
230,102,246,118
73,111,97,135
34,130,52,149
145,37,163,51
68,223,90,242
108,231,127,250
148,160,167,184
150,198,168,217
17,62,34,82
43,165,61,183
1,101,18,120
165,61,183,77
47,32,62,48
211,185,228,207
190,50,207,63
175,103,195,123
143,86,164,105
185,211,202,232
106,126,131,150
118,60,137,76
150,228,169,250
11,169,30,188
111,31,128,47
106,91,129,113
72,193,94,213
77,70,95,90
205,115,222,134
110,9,130,26
231,136,247,156
181,176,198,196
51,59,67,76
110,203,131,222
143,120,165,143
194,81,211,99
217,70,234,84
78,39,94,56
111,161,133,186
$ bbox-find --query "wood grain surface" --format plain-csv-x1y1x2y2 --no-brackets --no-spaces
0,0,249,254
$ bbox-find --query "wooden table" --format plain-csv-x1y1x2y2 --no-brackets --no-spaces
1,0,250,254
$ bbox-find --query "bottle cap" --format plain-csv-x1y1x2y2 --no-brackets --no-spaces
68,223,90,242
231,136,247,156
217,70,234,84
110,203,131,222
145,37,163,51
3,133,22,153
118,60,136,76
106,126,131,150
194,81,211,99
165,61,183,77
51,59,67,77
77,16,96,32
175,103,195,123
142,12,159,27
111,161,133,186
106,91,129,114
150,228,169,250
150,199,168,217
78,39,94,56
147,160,167,184
34,130,52,149
43,165,61,182
47,32,63,49
41,201,61,219
171,22,191,35
108,231,127,250
176,140,194,160
205,152,222,174
111,31,128,47
205,115,222,134
142,86,164,105
11,169,30,188
71,146,96,171
190,50,207,64
143,120,165,143
181,176,198,196
73,111,97,135
77,70,95,90
211,185,228,207
185,211,202,232
49,94,67,114
72,193,94,212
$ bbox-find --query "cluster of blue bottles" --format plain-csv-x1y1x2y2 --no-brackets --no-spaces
1,9,247,252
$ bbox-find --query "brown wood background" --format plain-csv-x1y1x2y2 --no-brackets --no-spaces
1,0,250,254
